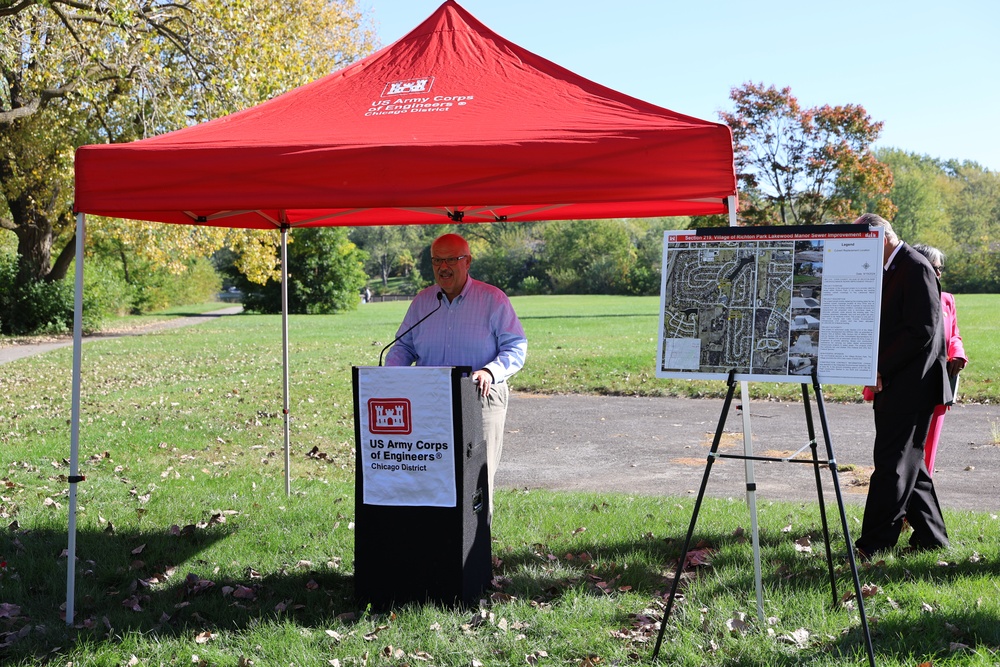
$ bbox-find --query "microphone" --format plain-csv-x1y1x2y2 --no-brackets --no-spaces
379,291,445,366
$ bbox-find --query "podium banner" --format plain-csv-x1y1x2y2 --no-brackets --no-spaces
356,366,457,507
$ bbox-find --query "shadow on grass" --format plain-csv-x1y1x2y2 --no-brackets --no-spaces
0,523,354,659
495,527,1000,665
5,523,997,663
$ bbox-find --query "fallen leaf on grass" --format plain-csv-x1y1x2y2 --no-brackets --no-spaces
684,547,714,568
184,573,215,596
381,645,404,659
525,650,548,665
777,627,811,647
726,612,749,636
194,630,216,644
233,585,256,600
121,595,145,612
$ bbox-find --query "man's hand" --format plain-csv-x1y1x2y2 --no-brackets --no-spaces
947,358,967,377
471,369,493,397
865,371,884,395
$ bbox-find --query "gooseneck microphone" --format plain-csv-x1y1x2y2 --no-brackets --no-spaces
379,291,445,366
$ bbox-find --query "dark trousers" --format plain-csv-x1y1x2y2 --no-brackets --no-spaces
855,406,949,555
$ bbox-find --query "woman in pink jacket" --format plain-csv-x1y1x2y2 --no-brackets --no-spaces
913,244,968,475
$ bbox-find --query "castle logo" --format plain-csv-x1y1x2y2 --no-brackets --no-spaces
368,398,412,434
382,77,434,97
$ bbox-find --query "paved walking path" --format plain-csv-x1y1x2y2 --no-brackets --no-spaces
5,307,998,512
0,306,242,365
499,393,1000,512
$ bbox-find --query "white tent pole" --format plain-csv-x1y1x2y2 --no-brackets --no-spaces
281,225,291,496
66,212,86,625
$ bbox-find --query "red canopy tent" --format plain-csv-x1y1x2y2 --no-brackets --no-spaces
75,1,735,226
67,0,737,623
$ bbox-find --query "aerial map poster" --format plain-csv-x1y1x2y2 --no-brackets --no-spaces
656,225,884,385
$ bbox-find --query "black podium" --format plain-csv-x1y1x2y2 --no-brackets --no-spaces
352,366,491,609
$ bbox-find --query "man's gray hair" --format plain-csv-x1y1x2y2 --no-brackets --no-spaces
912,243,945,267
853,212,898,242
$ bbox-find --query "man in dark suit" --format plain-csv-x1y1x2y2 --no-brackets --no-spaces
853,213,952,558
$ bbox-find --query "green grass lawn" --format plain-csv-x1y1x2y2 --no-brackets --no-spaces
1,295,998,665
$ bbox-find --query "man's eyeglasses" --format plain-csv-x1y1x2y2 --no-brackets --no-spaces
933,264,943,274
431,255,468,266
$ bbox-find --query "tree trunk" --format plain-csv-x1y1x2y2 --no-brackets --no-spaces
9,198,54,283
5,190,75,284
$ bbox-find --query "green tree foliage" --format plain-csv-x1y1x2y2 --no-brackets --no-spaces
349,225,424,288
460,222,544,294
942,161,1000,293
1,0,375,332
870,150,1000,293
874,149,952,245
240,228,368,314
541,219,637,294
721,82,895,225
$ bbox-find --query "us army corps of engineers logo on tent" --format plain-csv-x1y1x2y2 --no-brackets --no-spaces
382,77,435,97
366,76,473,117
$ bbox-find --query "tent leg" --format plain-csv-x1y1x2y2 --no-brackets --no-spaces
281,226,291,496
66,213,86,625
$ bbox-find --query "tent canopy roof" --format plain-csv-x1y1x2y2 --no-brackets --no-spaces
74,1,736,228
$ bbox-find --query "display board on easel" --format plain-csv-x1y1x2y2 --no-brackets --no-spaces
656,224,883,385
651,224,881,666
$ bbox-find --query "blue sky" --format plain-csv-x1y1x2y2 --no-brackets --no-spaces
362,0,999,171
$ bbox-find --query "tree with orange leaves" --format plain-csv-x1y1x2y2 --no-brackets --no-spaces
721,82,896,226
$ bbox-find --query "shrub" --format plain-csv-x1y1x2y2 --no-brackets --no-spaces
518,275,544,295
81,258,136,329
0,267,73,335
241,228,368,314
130,258,222,313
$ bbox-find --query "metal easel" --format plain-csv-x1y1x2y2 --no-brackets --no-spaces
651,369,876,667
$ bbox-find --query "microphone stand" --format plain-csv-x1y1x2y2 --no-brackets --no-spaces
379,291,445,366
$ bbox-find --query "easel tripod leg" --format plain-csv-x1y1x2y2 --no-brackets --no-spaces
802,382,838,607
811,373,877,667
651,371,739,661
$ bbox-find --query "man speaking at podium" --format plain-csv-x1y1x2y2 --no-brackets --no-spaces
384,233,527,520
